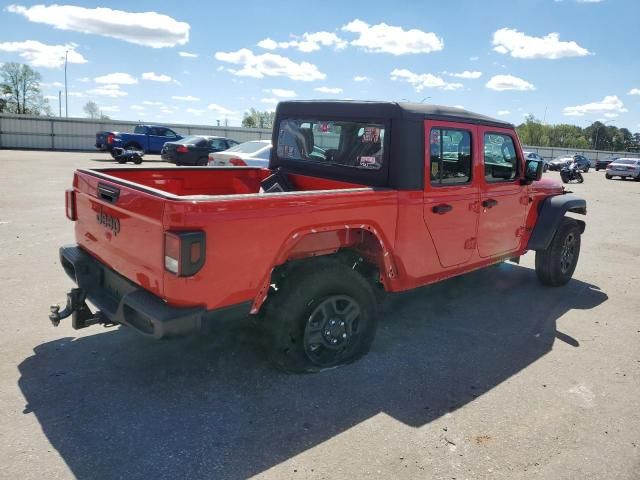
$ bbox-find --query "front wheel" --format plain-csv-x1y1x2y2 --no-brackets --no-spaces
264,259,379,373
605,173,612,179
535,219,581,287
576,172,584,183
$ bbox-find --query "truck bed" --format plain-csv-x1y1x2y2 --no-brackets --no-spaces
72,167,398,310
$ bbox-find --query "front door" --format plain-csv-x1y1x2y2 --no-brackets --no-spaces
423,122,480,268
477,129,528,258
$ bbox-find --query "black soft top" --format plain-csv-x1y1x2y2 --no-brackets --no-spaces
271,100,514,189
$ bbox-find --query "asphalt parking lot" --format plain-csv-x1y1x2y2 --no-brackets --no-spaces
0,150,638,480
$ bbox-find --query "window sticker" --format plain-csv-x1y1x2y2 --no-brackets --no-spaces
319,121,330,133
362,127,380,143
359,156,377,167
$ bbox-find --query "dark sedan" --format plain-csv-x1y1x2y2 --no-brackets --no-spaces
596,157,618,171
548,154,590,172
161,136,239,166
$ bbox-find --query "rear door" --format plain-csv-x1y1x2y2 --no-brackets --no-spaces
74,171,166,296
423,121,480,268
477,128,528,257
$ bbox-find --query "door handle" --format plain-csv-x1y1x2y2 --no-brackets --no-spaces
97,183,120,203
482,199,498,209
432,203,453,215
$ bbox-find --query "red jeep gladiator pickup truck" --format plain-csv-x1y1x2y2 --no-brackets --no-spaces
51,101,586,372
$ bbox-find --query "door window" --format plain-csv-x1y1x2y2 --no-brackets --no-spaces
484,133,519,182
429,128,472,185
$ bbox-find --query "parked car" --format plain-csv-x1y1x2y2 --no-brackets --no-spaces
208,140,271,166
50,101,586,373
161,136,239,166
548,154,590,172
605,158,640,180
523,151,548,171
596,157,618,171
96,125,183,156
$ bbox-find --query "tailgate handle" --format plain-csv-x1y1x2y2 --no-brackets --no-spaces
97,183,120,204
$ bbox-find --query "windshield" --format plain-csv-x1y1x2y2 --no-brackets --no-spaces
276,118,385,170
180,136,206,145
227,141,270,154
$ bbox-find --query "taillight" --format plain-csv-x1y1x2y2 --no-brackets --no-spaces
107,134,114,145
229,157,247,166
164,231,206,276
65,189,77,221
176,145,189,153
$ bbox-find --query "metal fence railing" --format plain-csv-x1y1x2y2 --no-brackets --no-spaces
0,113,272,151
1,114,639,164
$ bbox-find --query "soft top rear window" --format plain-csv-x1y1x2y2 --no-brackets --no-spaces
276,118,385,170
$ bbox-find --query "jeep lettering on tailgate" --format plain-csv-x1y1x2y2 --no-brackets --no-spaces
96,206,120,236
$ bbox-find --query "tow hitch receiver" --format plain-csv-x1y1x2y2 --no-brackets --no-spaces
49,288,114,329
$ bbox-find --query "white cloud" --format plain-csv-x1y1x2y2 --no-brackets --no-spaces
261,97,279,105
86,84,128,97
68,91,86,97
629,88,640,96
142,72,173,82
492,28,591,59
131,105,145,110
342,19,443,55
265,88,296,98
42,81,64,88
446,70,482,79
7,4,189,48
77,77,90,82
497,110,511,115
603,113,618,118
94,72,137,85
215,48,325,81
208,103,233,115
171,95,200,101
178,51,198,58
563,95,627,116
257,31,347,53
485,74,535,91
469,56,479,61
0,40,87,68
390,69,463,92
314,86,343,94
186,108,204,115
142,100,164,106
353,75,371,82
100,105,120,112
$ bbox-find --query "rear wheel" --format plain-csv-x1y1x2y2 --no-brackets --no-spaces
264,259,379,373
535,218,581,287
197,157,208,166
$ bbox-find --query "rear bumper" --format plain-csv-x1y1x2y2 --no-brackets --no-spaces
58,245,251,338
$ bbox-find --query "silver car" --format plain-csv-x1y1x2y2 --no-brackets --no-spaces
208,140,271,167
605,158,640,181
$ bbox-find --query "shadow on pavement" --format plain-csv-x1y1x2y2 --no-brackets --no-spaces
18,263,607,479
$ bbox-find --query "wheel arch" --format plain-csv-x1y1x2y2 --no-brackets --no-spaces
527,194,586,251
250,224,396,314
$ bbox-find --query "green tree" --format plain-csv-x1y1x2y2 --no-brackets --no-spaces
0,62,49,115
83,101,100,119
242,108,275,129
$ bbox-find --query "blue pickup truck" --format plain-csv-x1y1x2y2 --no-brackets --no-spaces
96,125,183,156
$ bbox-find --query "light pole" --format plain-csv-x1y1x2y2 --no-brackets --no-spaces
64,50,68,118
58,90,61,117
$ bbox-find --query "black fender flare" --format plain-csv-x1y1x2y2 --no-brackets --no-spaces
527,194,586,251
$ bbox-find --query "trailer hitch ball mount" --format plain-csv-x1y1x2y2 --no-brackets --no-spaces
49,288,113,329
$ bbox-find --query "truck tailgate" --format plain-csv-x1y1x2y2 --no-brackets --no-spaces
74,170,166,297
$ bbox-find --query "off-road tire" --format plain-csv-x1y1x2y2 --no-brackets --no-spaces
264,258,379,373
535,218,581,287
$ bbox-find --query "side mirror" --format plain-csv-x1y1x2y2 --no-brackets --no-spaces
524,159,543,182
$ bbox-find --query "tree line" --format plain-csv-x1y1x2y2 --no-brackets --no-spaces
517,115,639,152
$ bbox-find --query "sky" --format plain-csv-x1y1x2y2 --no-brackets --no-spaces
0,0,638,129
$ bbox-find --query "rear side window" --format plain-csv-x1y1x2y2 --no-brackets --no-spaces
134,125,146,134
277,119,385,170
484,133,518,182
429,128,472,185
